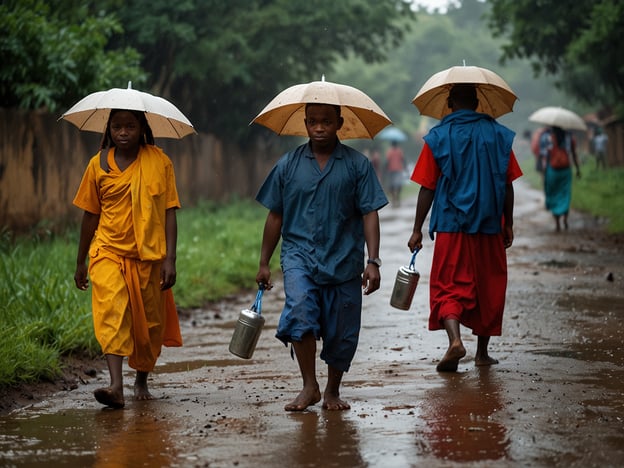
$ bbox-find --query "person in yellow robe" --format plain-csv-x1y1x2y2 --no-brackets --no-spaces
73,109,182,409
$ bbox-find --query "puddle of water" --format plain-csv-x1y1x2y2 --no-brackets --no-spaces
0,407,179,467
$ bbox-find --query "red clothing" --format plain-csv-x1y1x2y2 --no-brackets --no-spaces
385,146,405,172
411,143,522,335
411,143,522,189
429,232,507,335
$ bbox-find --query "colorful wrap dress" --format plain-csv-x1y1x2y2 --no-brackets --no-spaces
411,110,522,336
73,145,182,371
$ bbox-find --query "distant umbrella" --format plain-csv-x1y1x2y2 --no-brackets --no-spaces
376,126,408,142
528,106,587,131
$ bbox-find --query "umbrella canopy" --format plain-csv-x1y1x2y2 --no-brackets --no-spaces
59,82,196,139
251,77,392,140
376,125,408,142
412,65,518,119
528,106,587,131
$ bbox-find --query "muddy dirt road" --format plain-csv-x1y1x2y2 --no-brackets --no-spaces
1,179,623,467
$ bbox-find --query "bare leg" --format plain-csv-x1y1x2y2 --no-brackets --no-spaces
436,319,466,372
285,334,321,411
555,215,561,232
323,366,350,411
563,213,569,230
94,354,125,409
475,336,499,366
134,371,154,400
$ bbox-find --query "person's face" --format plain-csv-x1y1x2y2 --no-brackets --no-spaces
109,111,143,150
304,104,343,145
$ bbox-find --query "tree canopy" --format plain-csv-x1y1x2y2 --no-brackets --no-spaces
0,0,145,112
1,0,414,142
486,0,624,115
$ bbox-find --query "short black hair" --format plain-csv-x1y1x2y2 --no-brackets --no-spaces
305,103,341,118
448,84,478,110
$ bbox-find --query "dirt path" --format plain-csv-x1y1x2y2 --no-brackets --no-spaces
1,180,623,467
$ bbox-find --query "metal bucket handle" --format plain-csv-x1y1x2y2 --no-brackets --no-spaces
408,248,420,271
251,283,265,314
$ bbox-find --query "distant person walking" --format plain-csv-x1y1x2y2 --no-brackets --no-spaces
385,140,407,207
407,84,522,372
543,126,581,232
592,127,608,170
73,109,182,409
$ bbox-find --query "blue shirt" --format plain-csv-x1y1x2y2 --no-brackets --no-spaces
424,109,515,235
256,141,388,284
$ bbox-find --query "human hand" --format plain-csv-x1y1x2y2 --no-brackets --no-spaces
160,257,177,290
362,264,380,295
255,265,273,290
74,264,89,290
407,230,423,253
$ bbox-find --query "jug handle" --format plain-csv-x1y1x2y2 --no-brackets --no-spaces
409,248,420,270
251,283,265,314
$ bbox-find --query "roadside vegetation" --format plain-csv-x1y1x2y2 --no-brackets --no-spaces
2,165,622,388
520,154,624,233
0,200,275,387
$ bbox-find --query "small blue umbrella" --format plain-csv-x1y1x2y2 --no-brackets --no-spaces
376,125,408,142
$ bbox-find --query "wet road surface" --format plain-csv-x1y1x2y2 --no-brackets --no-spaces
1,180,623,467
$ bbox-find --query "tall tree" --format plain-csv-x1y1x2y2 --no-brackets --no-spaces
486,0,624,114
0,0,144,112
111,0,414,141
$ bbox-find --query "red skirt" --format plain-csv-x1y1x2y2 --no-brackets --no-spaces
429,232,507,336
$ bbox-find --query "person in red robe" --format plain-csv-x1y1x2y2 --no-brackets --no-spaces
407,84,522,372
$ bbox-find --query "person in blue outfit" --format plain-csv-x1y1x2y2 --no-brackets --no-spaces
255,103,388,411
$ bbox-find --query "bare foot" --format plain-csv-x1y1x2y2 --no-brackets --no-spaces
284,386,321,411
436,343,466,372
134,382,154,401
94,387,125,409
322,392,350,411
475,355,499,367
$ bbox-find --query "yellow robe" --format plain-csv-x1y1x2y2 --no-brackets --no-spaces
73,145,182,372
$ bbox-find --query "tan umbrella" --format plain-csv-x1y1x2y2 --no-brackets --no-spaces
412,65,518,119
528,106,587,131
59,82,196,139
251,76,392,140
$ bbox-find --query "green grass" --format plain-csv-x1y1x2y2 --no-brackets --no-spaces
0,200,275,387
519,155,624,233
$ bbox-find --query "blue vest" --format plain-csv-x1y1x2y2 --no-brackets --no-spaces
424,109,515,236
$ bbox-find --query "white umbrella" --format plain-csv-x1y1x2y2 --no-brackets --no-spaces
528,106,587,131
413,65,518,119
59,82,196,139
251,76,392,140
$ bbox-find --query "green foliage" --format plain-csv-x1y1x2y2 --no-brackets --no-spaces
175,199,277,307
0,232,97,386
486,0,624,113
0,200,273,387
0,0,145,112
331,0,573,158
519,155,624,233
110,0,415,140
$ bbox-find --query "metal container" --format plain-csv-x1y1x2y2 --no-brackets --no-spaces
229,308,265,359
390,250,420,310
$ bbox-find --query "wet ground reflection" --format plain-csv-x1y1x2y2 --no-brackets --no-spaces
0,405,178,467
417,368,509,463
283,411,365,467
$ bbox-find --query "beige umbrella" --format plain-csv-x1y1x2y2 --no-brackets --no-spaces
251,76,392,140
59,82,196,139
412,65,518,119
528,106,587,131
